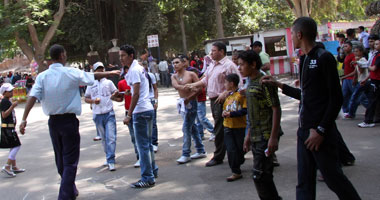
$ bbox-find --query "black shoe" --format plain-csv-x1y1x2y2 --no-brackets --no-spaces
131,180,155,188
205,159,223,167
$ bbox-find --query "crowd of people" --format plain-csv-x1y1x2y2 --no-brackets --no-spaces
1,16,377,200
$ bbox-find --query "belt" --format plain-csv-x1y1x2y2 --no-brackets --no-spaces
1,123,15,128
50,113,76,118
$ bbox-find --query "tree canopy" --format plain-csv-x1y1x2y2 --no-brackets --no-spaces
0,0,377,65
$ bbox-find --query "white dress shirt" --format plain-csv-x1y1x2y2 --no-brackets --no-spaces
85,78,117,115
30,63,95,115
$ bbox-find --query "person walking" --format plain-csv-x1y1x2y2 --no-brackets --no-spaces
19,44,119,200
262,17,361,200
185,42,241,167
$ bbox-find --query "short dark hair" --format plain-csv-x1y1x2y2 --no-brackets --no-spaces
336,33,345,39
120,44,136,59
238,50,262,70
359,26,365,31
344,41,353,47
346,29,355,37
226,73,240,87
180,55,189,61
252,41,263,48
212,42,227,55
316,42,326,49
353,45,364,52
369,34,379,41
292,17,317,42
49,44,65,61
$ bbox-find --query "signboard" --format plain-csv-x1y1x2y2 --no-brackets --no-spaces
147,35,159,48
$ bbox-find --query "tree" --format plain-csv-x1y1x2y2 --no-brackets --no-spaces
214,0,224,38
286,0,312,17
1,0,66,72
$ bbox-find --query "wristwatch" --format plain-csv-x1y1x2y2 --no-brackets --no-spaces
316,126,325,136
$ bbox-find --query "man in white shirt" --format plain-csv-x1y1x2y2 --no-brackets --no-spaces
158,59,169,87
19,44,119,200
358,26,370,50
120,44,158,188
84,62,118,171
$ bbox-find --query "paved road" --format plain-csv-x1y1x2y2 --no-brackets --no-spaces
1,79,379,200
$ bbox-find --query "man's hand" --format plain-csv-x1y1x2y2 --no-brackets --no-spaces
12,101,18,108
184,83,194,91
305,129,324,151
216,91,228,104
123,116,131,125
243,136,251,152
360,80,366,86
154,103,158,110
267,137,279,156
184,98,190,105
19,121,27,135
261,76,282,89
94,98,100,105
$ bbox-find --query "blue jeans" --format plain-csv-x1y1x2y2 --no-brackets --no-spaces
196,101,214,138
150,99,158,145
126,111,138,160
93,111,117,164
342,79,354,113
348,82,369,117
133,110,158,183
181,100,205,157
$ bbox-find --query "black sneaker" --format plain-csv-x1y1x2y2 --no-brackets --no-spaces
131,180,155,188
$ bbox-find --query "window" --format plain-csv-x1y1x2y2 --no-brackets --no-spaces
264,36,287,57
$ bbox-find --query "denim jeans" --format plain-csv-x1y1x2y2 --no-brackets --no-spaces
150,99,158,146
348,82,369,117
342,79,354,113
133,110,158,183
126,111,138,160
196,101,214,138
181,100,205,157
296,125,361,200
93,111,117,164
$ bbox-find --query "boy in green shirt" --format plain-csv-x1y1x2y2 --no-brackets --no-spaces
239,50,282,200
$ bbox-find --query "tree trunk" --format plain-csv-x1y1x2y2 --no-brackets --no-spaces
179,0,187,55
214,0,224,38
7,0,66,73
286,0,310,18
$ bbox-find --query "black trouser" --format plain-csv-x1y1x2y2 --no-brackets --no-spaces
224,127,245,174
364,79,380,123
210,98,226,162
48,114,80,200
336,129,355,163
251,140,281,200
296,125,361,200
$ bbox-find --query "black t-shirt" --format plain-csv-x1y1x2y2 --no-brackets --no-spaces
0,98,15,124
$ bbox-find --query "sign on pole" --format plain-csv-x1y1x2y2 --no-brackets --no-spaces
147,35,159,48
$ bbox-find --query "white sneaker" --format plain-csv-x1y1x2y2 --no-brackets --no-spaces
177,156,191,164
209,134,215,141
93,136,101,141
108,163,116,171
358,122,375,128
153,145,158,153
190,152,207,159
103,161,108,166
1,166,16,177
134,160,140,168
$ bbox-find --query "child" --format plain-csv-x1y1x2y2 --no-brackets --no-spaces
222,73,247,182
239,50,282,199
0,83,25,177
346,45,369,119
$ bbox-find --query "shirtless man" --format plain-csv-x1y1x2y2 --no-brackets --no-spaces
171,57,207,164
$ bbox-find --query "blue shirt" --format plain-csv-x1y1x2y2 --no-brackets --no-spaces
30,63,95,115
